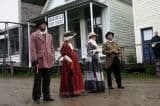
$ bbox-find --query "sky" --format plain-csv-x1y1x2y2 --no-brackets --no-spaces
0,0,19,30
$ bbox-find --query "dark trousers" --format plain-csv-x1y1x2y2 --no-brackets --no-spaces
106,58,122,88
32,68,51,100
153,47,160,59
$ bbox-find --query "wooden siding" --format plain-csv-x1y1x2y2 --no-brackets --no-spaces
110,0,135,62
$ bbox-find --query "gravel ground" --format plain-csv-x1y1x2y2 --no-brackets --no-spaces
0,78,160,106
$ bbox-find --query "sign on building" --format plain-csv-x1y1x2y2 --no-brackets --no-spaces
48,13,64,28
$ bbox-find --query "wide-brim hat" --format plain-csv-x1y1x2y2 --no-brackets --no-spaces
63,31,76,41
88,32,97,38
35,20,48,28
105,31,114,39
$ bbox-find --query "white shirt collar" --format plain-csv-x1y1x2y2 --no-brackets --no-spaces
106,39,114,43
38,30,46,35
40,31,46,35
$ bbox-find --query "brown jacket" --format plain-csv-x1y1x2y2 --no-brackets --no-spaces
30,30,55,68
102,41,121,69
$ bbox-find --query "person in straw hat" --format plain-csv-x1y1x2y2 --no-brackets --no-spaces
84,32,105,93
60,31,84,97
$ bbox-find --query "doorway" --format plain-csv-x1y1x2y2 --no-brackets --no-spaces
68,10,81,58
141,27,154,64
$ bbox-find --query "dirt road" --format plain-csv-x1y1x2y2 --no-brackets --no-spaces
0,78,160,106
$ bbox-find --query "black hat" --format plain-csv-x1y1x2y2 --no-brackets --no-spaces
105,31,114,39
35,20,48,28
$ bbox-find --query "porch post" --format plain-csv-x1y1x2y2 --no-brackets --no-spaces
45,16,48,32
18,24,22,65
65,10,68,31
6,23,11,62
80,8,87,58
102,7,110,43
90,2,94,32
27,22,31,68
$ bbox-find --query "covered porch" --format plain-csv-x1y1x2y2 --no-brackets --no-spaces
31,0,108,60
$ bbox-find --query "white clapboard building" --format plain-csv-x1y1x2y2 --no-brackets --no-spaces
32,0,135,64
132,0,160,63
0,0,136,67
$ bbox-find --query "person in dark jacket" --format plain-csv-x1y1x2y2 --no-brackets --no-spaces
151,31,160,60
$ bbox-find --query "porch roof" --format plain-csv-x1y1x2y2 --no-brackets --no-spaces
29,0,107,22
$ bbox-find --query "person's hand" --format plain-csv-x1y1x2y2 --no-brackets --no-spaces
93,49,99,54
32,60,39,67
35,64,39,74
64,55,72,63
110,49,116,53
111,49,119,54
115,50,119,54
32,61,39,74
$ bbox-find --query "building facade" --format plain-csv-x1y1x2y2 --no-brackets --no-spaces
0,0,135,67
133,0,160,63
0,0,43,66
32,0,135,64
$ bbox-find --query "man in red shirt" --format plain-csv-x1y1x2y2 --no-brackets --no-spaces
31,20,55,103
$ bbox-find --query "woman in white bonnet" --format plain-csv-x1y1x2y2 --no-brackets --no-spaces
84,32,105,93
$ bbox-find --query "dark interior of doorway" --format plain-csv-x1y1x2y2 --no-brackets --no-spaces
69,19,81,58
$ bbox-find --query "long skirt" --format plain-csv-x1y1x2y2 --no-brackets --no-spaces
60,60,85,96
84,57,105,92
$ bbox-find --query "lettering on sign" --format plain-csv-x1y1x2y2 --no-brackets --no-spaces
48,13,64,28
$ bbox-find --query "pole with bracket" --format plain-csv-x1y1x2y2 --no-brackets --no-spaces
65,10,68,31
90,2,94,32
28,22,31,68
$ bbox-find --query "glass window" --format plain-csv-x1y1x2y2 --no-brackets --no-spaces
48,26,60,51
68,9,81,58
84,5,103,44
9,27,19,55
0,38,7,57
142,28,153,41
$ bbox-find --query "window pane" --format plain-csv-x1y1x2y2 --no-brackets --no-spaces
48,26,59,50
9,27,19,55
84,5,103,44
143,29,153,41
0,38,7,57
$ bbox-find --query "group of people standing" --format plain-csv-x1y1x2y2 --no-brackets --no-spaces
30,21,124,104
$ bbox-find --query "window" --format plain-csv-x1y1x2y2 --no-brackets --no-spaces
48,27,59,51
141,28,153,41
0,38,7,57
0,27,19,58
141,27,154,63
68,9,81,58
84,5,103,44
9,28,19,55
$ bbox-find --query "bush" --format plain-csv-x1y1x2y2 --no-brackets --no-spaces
127,54,136,63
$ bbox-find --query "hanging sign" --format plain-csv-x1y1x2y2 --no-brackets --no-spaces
48,13,64,28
